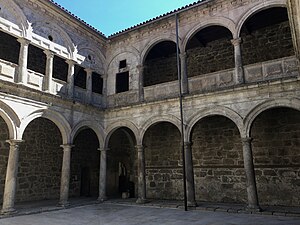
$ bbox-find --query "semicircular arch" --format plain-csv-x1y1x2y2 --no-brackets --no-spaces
105,120,139,147
187,106,243,141
32,21,74,51
236,0,287,37
244,98,300,137
71,120,105,149
0,100,20,140
20,109,71,144
140,115,182,144
0,0,28,32
183,17,236,51
140,34,178,65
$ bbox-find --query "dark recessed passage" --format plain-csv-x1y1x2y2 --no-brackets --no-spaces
74,65,87,89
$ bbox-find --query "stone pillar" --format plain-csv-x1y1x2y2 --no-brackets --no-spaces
85,68,93,104
137,65,144,102
135,145,147,203
287,0,300,60
66,60,76,98
17,38,30,84
43,50,55,92
231,38,244,84
98,148,108,202
184,142,196,206
241,137,260,211
1,140,23,214
59,144,73,207
180,52,189,94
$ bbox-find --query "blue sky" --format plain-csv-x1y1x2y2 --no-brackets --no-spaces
53,0,198,36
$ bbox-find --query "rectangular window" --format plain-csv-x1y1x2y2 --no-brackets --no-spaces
74,65,87,89
119,60,127,69
28,44,46,74
92,72,103,94
53,56,68,82
116,71,129,93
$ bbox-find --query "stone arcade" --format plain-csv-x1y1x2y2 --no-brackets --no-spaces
0,0,299,214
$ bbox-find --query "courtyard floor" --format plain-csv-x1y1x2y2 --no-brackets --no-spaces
0,200,300,225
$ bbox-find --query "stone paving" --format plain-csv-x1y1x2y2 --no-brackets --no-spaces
0,203,300,225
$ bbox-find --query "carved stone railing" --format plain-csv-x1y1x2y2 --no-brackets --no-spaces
52,78,67,96
106,90,139,108
73,86,87,103
144,80,179,102
244,56,299,83
0,59,17,82
92,92,103,107
188,68,236,93
27,69,44,91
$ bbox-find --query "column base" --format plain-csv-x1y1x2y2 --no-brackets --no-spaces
1,207,17,215
246,204,262,212
97,196,107,203
187,200,198,207
136,198,149,204
58,200,70,208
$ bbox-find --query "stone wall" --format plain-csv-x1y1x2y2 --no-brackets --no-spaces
241,21,294,65
17,118,62,202
70,129,99,198
187,38,234,77
0,31,20,64
107,129,136,198
251,108,300,207
143,122,183,200
191,116,246,203
143,55,178,86
0,117,9,202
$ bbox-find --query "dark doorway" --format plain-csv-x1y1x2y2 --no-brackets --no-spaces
80,166,91,197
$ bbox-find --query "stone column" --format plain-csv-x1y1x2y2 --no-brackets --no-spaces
184,142,196,206
135,145,147,203
1,140,23,214
17,38,30,84
231,38,244,84
180,52,189,94
98,148,108,202
43,50,55,92
85,68,93,104
241,137,260,211
66,60,76,98
137,65,144,102
59,144,73,207
287,0,300,60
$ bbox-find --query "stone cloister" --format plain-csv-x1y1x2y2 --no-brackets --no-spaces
0,0,300,215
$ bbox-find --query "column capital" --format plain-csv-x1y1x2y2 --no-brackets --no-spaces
231,38,242,46
60,144,74,151
241,137,253,143
136,64,143,69
98,148,110,152
43,49,55,58
135,145,144,152
65,59,77,65
6,139,24,146
17,38,30,45
84,68,93,74
179,52,187,59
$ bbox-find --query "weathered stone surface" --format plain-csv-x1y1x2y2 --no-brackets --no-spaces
0,117,9,203
252,108,300,207
192,116,247,204
143,122,182,200
17,118,63,202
